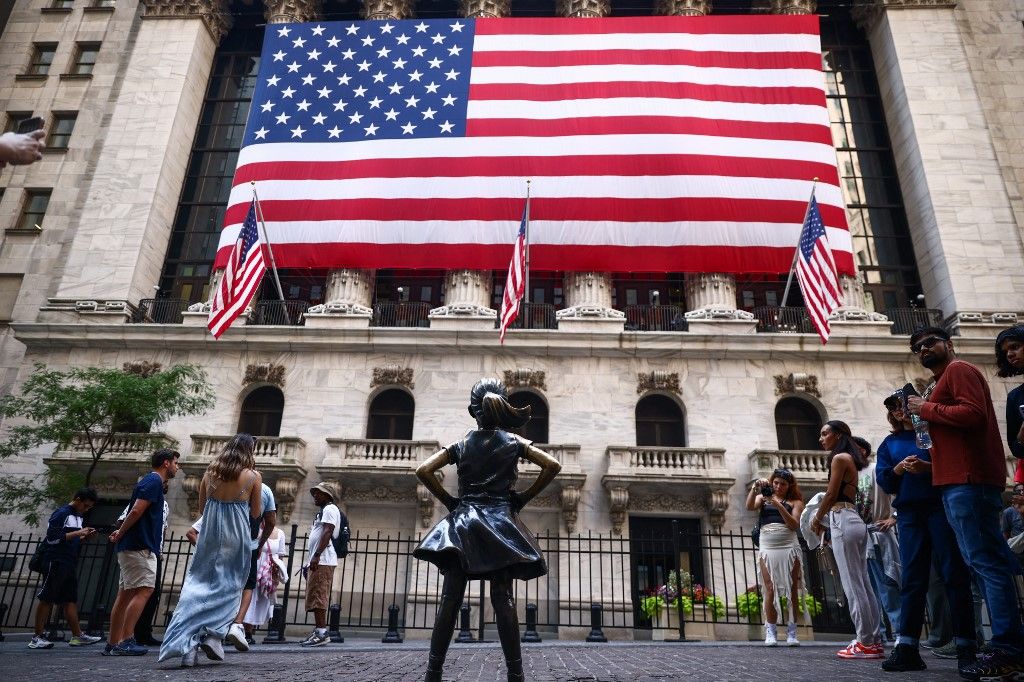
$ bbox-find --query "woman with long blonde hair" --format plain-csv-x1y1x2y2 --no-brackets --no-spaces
159,434,262,668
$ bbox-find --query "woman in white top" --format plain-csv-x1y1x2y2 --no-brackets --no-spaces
243,526,287,638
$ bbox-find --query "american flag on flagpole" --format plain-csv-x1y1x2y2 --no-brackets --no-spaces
218,16,853,276
499,197,529,343
208,199,268,338
795,192,841,344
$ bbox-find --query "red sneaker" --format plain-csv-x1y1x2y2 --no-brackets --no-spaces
837,641,885,659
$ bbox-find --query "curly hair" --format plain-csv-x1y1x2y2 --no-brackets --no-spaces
824,420,868,471
468,378,531,430
769,468,803,503
995,325,1024,378
206,433,256,484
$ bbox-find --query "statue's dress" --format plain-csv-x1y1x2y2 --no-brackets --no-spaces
414,429,547,580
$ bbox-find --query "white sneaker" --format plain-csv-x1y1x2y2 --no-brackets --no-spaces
225,623,249,652
28,635,54,650
181,647,197,668
764,623,778,647
199,635,225,661
786,623,800,646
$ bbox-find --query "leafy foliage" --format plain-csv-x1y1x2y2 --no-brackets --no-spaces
735,591,763,620
0,363,214,523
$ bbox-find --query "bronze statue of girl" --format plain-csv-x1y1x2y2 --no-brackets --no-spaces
414,378,561,682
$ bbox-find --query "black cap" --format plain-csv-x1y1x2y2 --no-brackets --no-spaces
909,326,951,347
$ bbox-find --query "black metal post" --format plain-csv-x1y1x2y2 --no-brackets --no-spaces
382,603,403,643
279,524,298,634
666,519,690,642
86,604,106,639
0,603,7,641
455,602,475,642
262,603,287,644
327,603,344,643
521,603,541,643
585,603,607,642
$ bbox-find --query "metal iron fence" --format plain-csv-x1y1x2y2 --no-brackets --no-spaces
0,527,870,641
496,302,558,331
752,306,815,334
372,302,431,328
624,305,687,332
886,307,943,336
248,300,309,326
130,298,188,324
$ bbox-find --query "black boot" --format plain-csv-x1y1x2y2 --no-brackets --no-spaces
425,654,444,682
881,644,926,672
505,657,524,682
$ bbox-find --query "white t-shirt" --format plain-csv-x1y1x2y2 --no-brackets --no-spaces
307,503,340,567
118,500,170,546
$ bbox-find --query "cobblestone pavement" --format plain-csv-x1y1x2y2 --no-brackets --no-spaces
0,636,963,681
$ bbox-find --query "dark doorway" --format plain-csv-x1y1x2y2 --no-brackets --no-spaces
628,516,703,628
508,391,548,444
635,395,685,447
775,397,823,451
237,386,284,437
366,389,415,440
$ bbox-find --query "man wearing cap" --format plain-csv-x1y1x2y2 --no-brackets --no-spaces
905,326,1024,679
299,482,344,647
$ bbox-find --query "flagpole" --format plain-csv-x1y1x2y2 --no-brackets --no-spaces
523,179,531,307
780,177,819,308
250,181,289,322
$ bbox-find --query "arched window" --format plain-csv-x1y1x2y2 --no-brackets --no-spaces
775,397,823,450
367,389,415,440
508,392,549,444
635,395,686,447
238,386,284,437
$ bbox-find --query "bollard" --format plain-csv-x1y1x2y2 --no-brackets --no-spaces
0,603,7,642
455,602,475,642
585,603,607,643
521,603,541,643
382,603,403,643
86,604,106,639
327,603,345,643
262,603,287,644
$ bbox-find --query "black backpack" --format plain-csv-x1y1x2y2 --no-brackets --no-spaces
330,507,350,559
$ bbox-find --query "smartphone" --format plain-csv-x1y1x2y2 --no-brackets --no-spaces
16,116,44,134
1019,404,1024,419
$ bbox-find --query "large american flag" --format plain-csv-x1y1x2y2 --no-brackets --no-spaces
209,200,268,338
499,197,529,343
795,193,841,344
218,16,852,275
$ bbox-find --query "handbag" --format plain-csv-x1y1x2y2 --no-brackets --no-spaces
750,522,761,548
28,540,50,573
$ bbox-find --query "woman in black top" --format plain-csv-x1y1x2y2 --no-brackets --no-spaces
415,378,561,682
746,468,805,646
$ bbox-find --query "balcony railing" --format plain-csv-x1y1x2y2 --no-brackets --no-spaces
53,431,179,459
518,443,582,475
605,445,730,482
323,438,441,474
749,449,830,486
248,300,308,326
189,434,306,463
624,304,687,332
498,302,558,330
887,307,943,335
372,301,431,328
752,306,815,334
131,298,187,324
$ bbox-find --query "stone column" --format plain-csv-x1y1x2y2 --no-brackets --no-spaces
39,0,231,324
854,0,1024,337
551,0,625,333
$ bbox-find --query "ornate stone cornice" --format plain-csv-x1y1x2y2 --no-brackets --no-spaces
769,0,816,14
504,369,547,391
637,371,680,396
263,0,323,24
460,0,511,17
123,360,162,377
655,0,711,16
362,0,415,20
371,365,414,389
244,362,286,387
557,0,610,18
773,372,820,398
142,0,232,43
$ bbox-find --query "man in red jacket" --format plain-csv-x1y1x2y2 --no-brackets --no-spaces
907,326,1024,680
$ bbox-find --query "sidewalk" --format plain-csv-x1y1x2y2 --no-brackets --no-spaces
0,635,963,681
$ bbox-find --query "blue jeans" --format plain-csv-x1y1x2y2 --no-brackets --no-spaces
867,549,901,640
896,502,975,647
942,484,1024,654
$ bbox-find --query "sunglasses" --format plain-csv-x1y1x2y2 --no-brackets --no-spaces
911,336,946,354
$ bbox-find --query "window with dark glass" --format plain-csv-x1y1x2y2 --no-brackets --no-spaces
70,42,99,75
635,395,685,447
50,0,74,9
775,397,823,451
508,391,549,444
16,190,51,231
4,112,32,134
238,385,284,437
27,44,57,76
48,113,77,149
367,389,415,440
91,0,115,7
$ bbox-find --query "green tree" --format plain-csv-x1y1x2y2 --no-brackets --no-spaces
0,363,214,522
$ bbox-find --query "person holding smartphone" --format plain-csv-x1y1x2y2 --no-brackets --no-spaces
0,116,45,168
29,487,104,650
995,325,1024,486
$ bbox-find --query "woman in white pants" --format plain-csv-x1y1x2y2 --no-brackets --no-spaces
811,420,882,660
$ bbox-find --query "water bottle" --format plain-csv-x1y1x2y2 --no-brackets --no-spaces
911,415,933,450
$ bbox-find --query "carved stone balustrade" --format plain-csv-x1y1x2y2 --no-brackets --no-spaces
319,438,442,529
44,432,180,499
517,443,587,534
601,446,734,534
748,448,830,490
182,434,308,521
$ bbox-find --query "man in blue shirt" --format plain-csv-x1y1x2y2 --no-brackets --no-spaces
28,488,102,649
225,481,277,651
105,448,178,656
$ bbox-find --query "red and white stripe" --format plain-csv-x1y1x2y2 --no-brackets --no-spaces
208,237,267,337
220,15,851,276
499,200,529,342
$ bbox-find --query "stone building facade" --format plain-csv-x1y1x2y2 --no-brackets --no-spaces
0,0,1022,610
